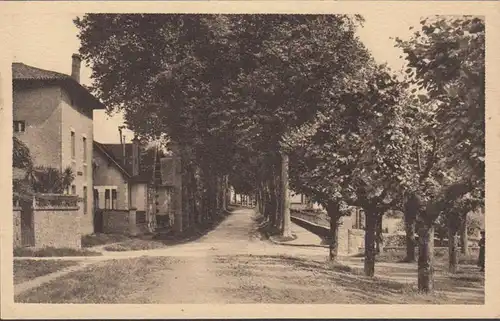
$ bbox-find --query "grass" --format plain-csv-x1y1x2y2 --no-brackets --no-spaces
15,257,179,303
103,239,169,251
214,254,483,304
81,233,132,248
13,260,80,284
14,252,483,304
13,247,103,257
369,249,479,267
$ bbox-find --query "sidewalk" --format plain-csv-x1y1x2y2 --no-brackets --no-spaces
269,221,329,248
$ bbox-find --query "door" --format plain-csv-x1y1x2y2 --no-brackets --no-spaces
93,189,103,233
20,200,34,247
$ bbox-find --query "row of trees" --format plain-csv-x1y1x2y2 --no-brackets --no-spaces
75,14,484,292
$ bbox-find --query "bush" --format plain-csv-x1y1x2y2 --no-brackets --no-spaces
384,234,406,247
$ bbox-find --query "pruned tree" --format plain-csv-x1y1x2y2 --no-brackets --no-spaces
395,15,485,292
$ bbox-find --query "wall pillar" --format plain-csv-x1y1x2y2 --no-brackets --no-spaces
128,207,137,236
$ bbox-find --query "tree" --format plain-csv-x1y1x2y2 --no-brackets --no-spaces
443,188,483,273
288,63,408,272
75,14,372,235
395,15,485,292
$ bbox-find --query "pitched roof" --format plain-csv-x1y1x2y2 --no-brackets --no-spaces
100,143,135,174
93,141,131,178
12,62,105,110
93,141,158,183
13,62,71,81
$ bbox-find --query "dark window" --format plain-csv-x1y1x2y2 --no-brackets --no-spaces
13,121,25,132
82,136,87,162
112,189,117,209
71,131,76,159
105,189,110,209
94,189,99,209
83,186,88,214
71,185,76,195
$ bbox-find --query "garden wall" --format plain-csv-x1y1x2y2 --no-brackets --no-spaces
33,205,82,249
102,208,146,236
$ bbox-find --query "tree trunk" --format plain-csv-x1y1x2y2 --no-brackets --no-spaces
460,213,469,256
417,223,435,293
267,178,278,228
364,211,377,277
448,225,459,274
404,198,417,262
327,202,340,261
274,169,282,230
376,214,384,254
280,153,292,238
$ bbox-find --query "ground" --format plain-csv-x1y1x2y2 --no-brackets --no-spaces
14,208,484,304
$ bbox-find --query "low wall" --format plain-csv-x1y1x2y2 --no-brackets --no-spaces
13,207,22,247
291,216,330,238
291,216,367,255
33,206,82,249
102,208,144,236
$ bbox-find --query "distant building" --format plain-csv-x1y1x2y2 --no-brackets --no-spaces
93,139,179,234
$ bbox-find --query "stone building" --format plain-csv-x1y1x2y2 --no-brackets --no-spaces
12,55,105,247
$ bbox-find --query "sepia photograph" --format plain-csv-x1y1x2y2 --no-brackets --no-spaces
0,1,496,318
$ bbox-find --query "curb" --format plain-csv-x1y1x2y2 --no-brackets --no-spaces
268,235,329,249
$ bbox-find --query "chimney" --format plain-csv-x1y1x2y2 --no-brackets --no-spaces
71,53,82,83
131,136,140,176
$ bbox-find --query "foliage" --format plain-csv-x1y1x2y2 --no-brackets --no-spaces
397,16,484,183
26,166,75,194
13,136,33,169
395,15,485,209
75,14,373,230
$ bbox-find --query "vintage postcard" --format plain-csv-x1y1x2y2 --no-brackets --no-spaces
0,1,498,319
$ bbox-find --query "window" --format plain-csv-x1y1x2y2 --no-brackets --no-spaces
93,189,99,209
82,136,87,162
13,121,25,133
83,186,88,214
71,185,76,195
105,189,110,209
112,189,117,209
71,131,76,159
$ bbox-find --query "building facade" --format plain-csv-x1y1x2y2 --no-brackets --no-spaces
12,55,105,236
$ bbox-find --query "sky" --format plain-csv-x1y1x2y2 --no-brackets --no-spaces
10,11,423,144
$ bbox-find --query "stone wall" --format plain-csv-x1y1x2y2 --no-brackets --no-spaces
33,206,82,249
13,207,22,247
102,208,141,236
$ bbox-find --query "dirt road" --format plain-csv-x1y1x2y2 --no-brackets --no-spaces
15,208,484,304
